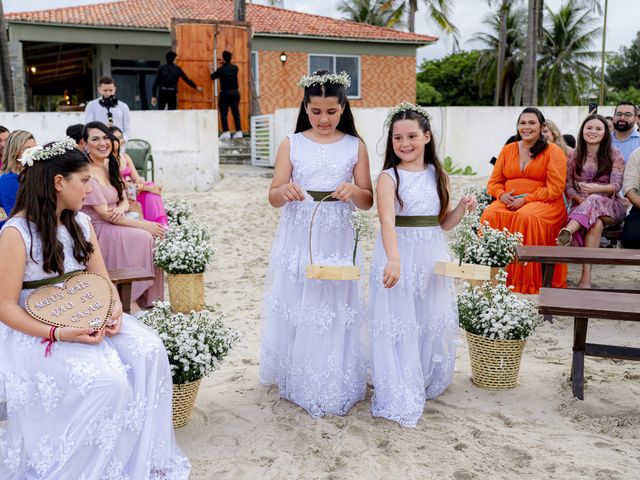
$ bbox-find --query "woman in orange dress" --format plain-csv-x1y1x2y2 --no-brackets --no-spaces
481,107,567,294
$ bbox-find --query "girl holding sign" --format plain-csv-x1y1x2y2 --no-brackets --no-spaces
0,139,190,478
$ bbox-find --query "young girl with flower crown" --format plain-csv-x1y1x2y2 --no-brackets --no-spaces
259,71,373,417
0,138,190,478
368,103,476,428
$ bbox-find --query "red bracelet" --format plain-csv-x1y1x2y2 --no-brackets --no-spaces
41,326,57,358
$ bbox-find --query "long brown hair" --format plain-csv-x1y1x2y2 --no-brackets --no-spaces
383,109,449,223
13,144,94,275
573,114,613,179
1,130,34,174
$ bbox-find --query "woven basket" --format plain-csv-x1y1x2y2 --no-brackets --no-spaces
172,379,201,428
468,267,504,288
168,273,205,313
466,331,525,390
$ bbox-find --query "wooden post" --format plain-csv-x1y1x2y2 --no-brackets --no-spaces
234,0,246,22
0,0,16,111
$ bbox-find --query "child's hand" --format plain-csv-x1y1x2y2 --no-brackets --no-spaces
458,195,477,212
383,259,400,289
278,183,305,202
332,182,356,202
105,301,123,337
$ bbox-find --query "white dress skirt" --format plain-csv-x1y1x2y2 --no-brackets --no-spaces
368,166,459,428
0,214,190,479
259,132,368,417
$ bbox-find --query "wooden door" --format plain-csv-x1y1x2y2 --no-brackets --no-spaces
172,20,251,132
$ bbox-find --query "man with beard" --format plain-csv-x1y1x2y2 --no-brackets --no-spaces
84,76,132,140
611,101,640,163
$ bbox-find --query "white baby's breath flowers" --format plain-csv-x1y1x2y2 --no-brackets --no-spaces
139,302,238,384
19,137,77,167
458,270,541,341
298,71,351,89
384,102,432,128
349,210,376,265
154,220,216,274
165,198,194,226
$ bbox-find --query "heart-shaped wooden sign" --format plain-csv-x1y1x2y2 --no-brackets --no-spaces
25,272,113,330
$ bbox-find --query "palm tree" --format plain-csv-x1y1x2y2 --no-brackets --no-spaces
338,0,406,28
473,2,526,105
538,3,600,105
407,0,458,50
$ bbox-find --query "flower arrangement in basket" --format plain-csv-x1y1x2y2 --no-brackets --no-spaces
437,212,523,284
462,186,493,218
140,301,239,427
305,207,376,281
165,198,194,226
458,270,541,389
154,219,216,312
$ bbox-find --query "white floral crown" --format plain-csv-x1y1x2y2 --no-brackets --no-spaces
384,102,432,128
19,137,77,167
298,71,351,89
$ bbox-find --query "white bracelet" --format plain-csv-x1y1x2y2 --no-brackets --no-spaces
54,327,62,342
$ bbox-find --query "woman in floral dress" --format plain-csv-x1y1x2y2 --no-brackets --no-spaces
557,114,626,288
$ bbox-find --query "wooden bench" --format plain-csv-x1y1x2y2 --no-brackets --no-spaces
538,288,640,400
107,267,155,314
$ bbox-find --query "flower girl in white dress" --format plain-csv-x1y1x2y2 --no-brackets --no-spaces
368,103,476,427
259,71,373,417
0,139,190,479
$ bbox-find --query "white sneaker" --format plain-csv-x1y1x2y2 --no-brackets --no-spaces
219,131,231,140
232,131,243,139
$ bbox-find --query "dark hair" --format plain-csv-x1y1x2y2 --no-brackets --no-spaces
0,125,8,134
99,76,115,86
166,51,178,63
605,115,613,120
108,126,124,158
383,109,449,223
294,70,360,138
573,114,614,179
65,124,85,144
82,121,124,201
515,107,549,158
13,145,93,274
615,101,637,115
222,50,232,63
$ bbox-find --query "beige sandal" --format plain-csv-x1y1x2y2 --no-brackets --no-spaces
556,227,572,247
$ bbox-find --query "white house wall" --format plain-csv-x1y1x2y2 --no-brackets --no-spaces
0,110,218,191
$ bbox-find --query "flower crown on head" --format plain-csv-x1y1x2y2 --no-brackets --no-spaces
384,102,432,128
298,71,351,89
19,137,77,167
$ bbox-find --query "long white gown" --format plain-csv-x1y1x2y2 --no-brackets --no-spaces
0,213,190,479
259,132,367,417
368,166,459,428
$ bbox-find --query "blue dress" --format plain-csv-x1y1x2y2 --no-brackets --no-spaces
0,172,18,228
368,166,459,427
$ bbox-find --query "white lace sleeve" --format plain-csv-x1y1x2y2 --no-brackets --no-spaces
75,211,92,241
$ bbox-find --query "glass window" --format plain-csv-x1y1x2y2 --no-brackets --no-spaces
251,51,259,97
308,54,360,98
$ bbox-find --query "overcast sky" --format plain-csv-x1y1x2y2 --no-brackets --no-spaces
5,0,639,65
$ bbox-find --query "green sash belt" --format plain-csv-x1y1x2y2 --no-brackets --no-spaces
22,269,84,290
395,215,439,227
307,190,338,202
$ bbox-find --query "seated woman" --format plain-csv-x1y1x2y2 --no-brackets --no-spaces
0,130,36,228
0,139,190,478
81,121,165,308
542,119,572,155
481,107,568,294
558,114,626,288
110,126,168,226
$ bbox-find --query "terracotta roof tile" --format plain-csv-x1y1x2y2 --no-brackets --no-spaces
7,0,436,44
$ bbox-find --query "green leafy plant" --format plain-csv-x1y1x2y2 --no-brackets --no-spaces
443,156,477,176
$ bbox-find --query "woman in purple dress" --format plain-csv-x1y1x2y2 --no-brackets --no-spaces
557,114,626,288
81,121,166,307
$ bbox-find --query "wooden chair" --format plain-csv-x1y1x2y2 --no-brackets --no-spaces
107,267,155,313
538,288,640,400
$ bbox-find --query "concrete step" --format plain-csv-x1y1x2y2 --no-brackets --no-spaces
219,153,251,165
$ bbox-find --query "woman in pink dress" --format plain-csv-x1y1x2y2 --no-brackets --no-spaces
557,114,627,288
110,126,168,226
81,121,166,307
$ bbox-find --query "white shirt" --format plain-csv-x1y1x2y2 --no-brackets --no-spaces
84,98,132,140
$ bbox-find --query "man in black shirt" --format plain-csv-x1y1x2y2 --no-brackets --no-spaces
151,51,203,110
210,50,242,139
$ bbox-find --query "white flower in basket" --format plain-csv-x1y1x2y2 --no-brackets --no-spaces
154,220,216,275
305,205,376,281
139,302,239,385
165,198,194,227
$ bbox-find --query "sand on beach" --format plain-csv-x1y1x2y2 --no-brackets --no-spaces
175,169,640,480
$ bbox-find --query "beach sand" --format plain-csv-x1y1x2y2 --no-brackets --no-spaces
174,169,640,480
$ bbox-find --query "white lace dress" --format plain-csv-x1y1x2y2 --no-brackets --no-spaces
0,214,190,479
259,132,367,417
368,167,459,428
